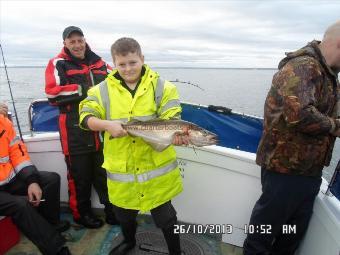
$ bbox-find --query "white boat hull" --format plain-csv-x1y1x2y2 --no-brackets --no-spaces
23,132,340,254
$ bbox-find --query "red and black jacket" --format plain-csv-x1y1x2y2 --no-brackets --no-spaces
45,45,111,155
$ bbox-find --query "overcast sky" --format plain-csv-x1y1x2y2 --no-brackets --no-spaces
0,0,339,68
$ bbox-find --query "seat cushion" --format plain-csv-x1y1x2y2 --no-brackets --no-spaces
0,216,20,254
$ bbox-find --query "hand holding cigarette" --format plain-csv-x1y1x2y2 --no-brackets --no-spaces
27,183,43,207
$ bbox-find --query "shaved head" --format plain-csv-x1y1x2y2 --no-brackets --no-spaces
319,20,340,72
323,20,340,40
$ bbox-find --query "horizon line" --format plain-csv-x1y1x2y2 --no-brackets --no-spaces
0,65,277,70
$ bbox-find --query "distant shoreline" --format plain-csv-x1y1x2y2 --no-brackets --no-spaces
0,66,277,70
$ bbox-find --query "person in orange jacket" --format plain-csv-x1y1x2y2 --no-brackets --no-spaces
0,103,72,255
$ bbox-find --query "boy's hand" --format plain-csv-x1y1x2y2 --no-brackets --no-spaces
105,121,127,138
172,133,190,145
172,126,190,145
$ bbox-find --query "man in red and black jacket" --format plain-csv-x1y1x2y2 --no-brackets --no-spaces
45,26,117,228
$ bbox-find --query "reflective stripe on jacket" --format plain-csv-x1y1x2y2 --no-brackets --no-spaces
79,65,183,211
0,115,34,186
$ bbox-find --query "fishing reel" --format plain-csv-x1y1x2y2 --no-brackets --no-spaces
7,111,13,121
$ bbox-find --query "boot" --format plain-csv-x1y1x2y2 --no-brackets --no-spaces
109,240,136,255
57,246,72,255
55,220,71,232
109,221,137,255
105,203,119,225
162,225,181,255
74,212,103,229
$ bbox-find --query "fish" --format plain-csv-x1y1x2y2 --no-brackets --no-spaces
119,119,218,151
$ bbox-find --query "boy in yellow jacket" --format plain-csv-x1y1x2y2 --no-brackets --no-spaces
79,38,188,255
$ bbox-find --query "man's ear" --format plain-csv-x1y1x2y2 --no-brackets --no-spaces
141,55,145,64
336,37,340,49
63,41,66,47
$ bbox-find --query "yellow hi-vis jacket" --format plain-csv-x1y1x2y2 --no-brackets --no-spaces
79,65,183,212
0,115,34,186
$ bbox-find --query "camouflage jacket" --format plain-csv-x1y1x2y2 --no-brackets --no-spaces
256,40,339,177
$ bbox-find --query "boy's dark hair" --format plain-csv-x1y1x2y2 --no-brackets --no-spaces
111,37,142,59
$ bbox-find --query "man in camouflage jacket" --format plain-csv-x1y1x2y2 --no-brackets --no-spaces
244,20,340,255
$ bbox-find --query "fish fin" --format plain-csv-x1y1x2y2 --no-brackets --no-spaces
135,133,171,152
126,119,140,124
128,118,163,123
146,142,171,152
193,146,198,156
123,119,164,129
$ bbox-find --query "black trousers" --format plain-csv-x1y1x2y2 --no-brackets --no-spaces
0,171,65,255
243,168,322,255
112,201,177,230
65,151,110,219
112,201,180,254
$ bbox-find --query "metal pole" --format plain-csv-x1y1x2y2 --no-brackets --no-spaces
0,43,23,140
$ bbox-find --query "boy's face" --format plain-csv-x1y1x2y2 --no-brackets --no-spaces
114,52,144,85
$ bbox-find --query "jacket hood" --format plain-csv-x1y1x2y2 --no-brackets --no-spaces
278,40,322,69
278,40,336,78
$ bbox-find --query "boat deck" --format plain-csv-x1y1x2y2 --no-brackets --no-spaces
6,209,243,255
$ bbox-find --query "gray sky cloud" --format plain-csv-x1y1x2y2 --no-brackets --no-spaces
0,0,339,68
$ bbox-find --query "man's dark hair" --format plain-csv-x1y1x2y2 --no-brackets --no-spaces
111,37,142,59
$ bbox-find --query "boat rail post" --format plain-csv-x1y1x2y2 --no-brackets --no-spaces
325,160,340,196
27,101,34,137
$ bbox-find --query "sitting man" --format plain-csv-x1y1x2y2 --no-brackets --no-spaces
0,102,72,255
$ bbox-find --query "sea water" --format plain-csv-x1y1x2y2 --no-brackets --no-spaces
0,67,339,181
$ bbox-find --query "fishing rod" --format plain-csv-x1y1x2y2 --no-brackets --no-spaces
169,79,205,91
0,43,23,140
